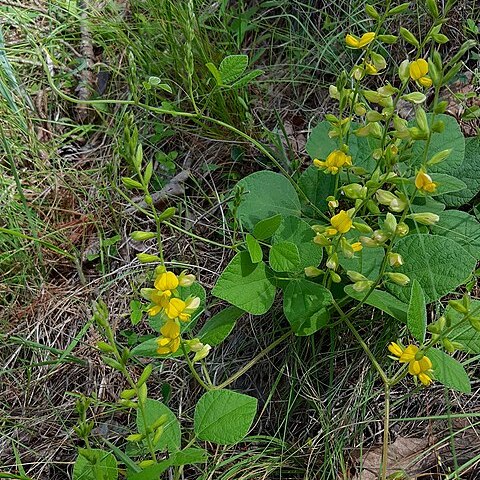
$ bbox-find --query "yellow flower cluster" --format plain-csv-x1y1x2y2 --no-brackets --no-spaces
142,269,199,355
388,342,433,386
409,59,432,88
314,150,352,175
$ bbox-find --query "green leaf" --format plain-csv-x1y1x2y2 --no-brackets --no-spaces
388,235,476,303
127,448,207,480
437,137,480,207
272,216,323,270
407,280,427,342
298,166,336,217
253,214,282,240
339,246,385,280
411,114,465,174
131,337,159,357
236,171,301,231
130,300,143,326
344,286,407,323
283,279,333,335
428,347,471,393
194,390,257,445
445,300,480,354
219,55,248,85
230,69,264,88
212,252,276,315
427,174,466,196
246,233,263,263
269,242,300,272
73,449,118,480
409,195,445,214
137,399,181,453
354,135,380,173
198,306,245,346
430,210,480,258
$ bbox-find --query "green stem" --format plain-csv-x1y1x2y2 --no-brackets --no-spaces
381,384,390,480
181,343,212,391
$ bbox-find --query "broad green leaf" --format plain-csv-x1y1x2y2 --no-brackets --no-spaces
269,242,300,272
283,279,333,335
388,235,476,303
194,390,257,445
354,135,380,172
246,233,263,263
438,137,480,207
411,114,465,174
298,166,336,217
430,210,480,258
137,399,181,452
131,337,159,357
130,300,143,326
127,448,207,480
344,286,407,323
306,121,358,161
253,214,282,240
73,449,118,480
409,195,445,214
231,69,264,88
445,300,480,354
219,55,248,85
212,252,276,315
429,174,467,196
428,347,471,393
198,306,245,346
407,280,427,342
272,216,323,270
339,246,385,280
236,171,301,231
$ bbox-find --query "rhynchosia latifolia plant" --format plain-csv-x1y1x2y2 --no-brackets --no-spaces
66,1,480,479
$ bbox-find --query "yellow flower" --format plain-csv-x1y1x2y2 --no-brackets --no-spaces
388,342,433,386
409,59,432,88
351,242,363,252
345,32,376,49
157,320,181,355
415,170,437,193
365,62,378,75
148,289,172,316
329,210,353,235
154,271,179,292
314,150,352,175
165,296,200,322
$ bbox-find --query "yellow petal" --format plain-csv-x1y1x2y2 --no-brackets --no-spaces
155,271,179,292
165,298,186,319
345,34,360,48
399,344,418,362
419,355,432,371
148,305,162,317
160,320,180,338
418,76,432,88
409,360,421,375
358,32,376,48
409,59,428,81
418,372,432,386
388,342,403,358
330,210,352,234
351,242,363,252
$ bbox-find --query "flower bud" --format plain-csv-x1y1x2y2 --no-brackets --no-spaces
365,3,379,19
343,183,367,199
178,270,196,287
97,341,114,353
398,59,410,82
372,230,388,244
353,222,373,234
383,212,397,236
385,272,410,286
402,92,427,104
304,266,323,277
375,189,396,206
427,149,451,166
396,222,409,236
314,234,331,247
193,344,212,362
360,236,378,247
353,280,374,292
366,110,384,122
389,194,408,212
131,231,156,241
329,85,340,100
415,107,429,133
136,253,161,263
449,299,468,314
326,253,338,270
354,103,367,116
126,433,145,442
138,460,156,469
347,271,368,282
330,271,342,283
388,252,404,267
407,212,440,225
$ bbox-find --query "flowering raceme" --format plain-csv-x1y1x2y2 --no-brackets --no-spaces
157,320,181,354
388,342,433,385
314,150,352,174
326,210,353,235
409,59,432,88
